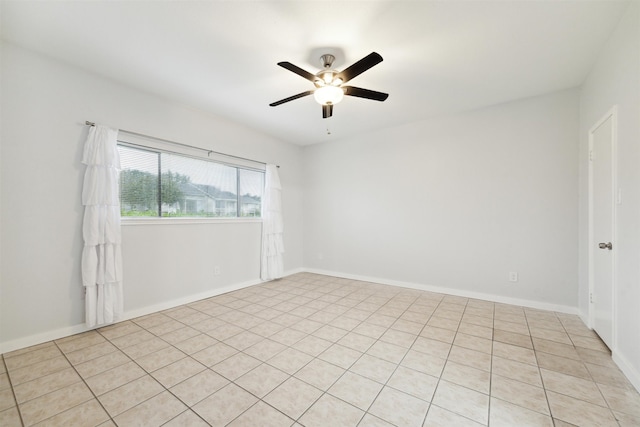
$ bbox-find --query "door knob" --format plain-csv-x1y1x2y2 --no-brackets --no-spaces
598,242,613,250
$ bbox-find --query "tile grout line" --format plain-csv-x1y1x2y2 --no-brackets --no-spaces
251,279,374,426
5,338,117,426
105,308,253,424
291,285,422,427
487,304,500,427
253,280,415,426
277,281,396,426
102,315,224,425
35,338,116,427
1,355,26,427
431,296,491,426
528,309,565,427
487,299,495,427
330,291,424,426
352,288,433,425
243,282,481,425
75,319,207,425
419,295,459,426
142,304,274,426
154,278,364,425
552,312,624,425
557,314,619,422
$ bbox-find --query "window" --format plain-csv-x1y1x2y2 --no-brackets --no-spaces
118,145,264,218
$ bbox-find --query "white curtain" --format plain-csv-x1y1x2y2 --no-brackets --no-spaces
81,125,123,328
261,164,284,280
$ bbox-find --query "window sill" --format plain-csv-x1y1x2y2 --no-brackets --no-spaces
121,217,262,226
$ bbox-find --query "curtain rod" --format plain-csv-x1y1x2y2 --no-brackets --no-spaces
85,121,279,168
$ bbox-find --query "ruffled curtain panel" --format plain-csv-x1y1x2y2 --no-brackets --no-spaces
81,125,123,328
261,164,284,280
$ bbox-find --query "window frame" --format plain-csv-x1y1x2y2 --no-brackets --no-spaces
117,141,265,225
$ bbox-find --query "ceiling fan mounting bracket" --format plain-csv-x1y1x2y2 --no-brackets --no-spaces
320,54,336,69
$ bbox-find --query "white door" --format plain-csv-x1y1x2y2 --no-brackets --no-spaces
589,109,616,350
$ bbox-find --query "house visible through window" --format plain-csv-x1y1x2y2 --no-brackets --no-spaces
118,144,264,218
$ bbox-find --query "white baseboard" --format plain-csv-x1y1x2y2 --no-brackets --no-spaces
120,278,264,321
0,324,90,356
613,350,640,394
1,277,267,354
0,266,578,354
0,267,310,354
281,267,305,277
303,268,579,315
579,311,591,329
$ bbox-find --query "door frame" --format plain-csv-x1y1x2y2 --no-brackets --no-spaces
587,105,618,349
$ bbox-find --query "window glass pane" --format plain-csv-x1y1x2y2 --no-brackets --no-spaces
118,146,159,216
239,169,264,217
117,144,263,219
160,153,238,217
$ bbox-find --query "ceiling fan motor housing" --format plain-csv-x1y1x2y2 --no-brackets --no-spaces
315,54,342,87
320,54,336,68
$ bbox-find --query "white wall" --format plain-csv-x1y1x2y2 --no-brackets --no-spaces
0,43,304,351
579,2,640,390
303,89,580,311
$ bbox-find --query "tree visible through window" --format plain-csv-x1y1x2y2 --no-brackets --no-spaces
118,145,264,218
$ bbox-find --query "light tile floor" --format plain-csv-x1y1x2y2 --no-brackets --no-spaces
1,273,639,426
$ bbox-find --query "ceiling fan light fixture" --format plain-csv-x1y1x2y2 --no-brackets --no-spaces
316,70,337,85
314,85,344,105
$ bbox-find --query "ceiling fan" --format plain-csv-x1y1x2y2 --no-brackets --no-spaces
269,52,389,119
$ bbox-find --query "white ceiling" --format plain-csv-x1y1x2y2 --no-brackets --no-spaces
1,1,629,145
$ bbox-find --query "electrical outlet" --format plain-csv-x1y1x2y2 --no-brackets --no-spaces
214,266,221,276
508,272,518,282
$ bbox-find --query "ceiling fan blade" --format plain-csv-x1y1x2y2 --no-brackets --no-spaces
269,90,314,107
343,86,389,102
277,62,317,83
322,104,333,119
337,52,383,83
